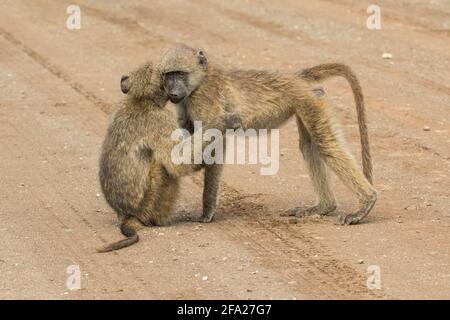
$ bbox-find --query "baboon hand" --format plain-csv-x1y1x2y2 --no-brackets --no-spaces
225,112,243,130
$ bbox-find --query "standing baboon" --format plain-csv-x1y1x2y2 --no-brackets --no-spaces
98,62,205,252
157,44,377,225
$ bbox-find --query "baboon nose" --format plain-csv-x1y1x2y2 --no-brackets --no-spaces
168,93,184,103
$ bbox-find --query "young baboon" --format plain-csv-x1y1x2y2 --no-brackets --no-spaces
157,44,377,225
98,62,206,253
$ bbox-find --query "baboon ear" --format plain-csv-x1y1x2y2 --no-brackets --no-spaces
197,50,207,67
120,75,130,94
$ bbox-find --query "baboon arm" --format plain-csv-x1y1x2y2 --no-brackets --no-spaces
145,125,205,178
159,155,202,178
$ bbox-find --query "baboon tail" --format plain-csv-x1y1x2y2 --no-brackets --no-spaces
97,216,141,253
299,63,373,184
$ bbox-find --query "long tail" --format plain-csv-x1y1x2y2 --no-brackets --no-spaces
299,63,373,184
97,216,141,253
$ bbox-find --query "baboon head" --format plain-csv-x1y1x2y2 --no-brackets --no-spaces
120,63,162,102
158,44,208,104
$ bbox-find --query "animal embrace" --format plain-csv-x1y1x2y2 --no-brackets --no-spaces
98,44,377,252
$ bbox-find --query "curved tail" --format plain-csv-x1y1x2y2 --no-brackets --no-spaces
97,216,141,253
299,63,373,184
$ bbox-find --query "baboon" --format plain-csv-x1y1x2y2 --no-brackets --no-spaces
98,62,240,252
157,44,377,225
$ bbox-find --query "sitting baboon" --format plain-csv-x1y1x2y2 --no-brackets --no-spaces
99,63,206,252
157,44,376,225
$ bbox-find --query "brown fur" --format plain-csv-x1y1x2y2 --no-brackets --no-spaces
98,62,204,252
158,45,377,225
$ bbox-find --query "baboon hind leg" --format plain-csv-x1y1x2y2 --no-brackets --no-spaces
285,116,337,217
138,172,178,227
299,99,377,225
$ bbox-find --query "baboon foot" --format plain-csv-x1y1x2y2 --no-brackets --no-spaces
337,193,377,225
283,204,336,217
190,213,215,223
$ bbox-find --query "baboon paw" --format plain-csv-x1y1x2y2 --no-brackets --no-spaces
295,206,322,217
337,213,361,225
283,205,336,217
191,215,214,223
281,207,300,217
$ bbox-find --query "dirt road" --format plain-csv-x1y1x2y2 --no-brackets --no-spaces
0,0,449,299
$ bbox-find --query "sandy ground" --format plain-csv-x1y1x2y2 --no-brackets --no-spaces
0,0,449,299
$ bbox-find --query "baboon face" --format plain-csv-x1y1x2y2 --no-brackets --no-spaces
159,44,208,104
120,63,158,100
162,71,189,104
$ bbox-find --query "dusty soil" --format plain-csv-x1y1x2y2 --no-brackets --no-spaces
0,0,449,299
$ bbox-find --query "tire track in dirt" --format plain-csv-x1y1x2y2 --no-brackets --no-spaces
0,27,111,114
324,0,450,38
81,5,172,47
82,3,232,47
187,175,387,299
217,183,388,299
0,116,151,298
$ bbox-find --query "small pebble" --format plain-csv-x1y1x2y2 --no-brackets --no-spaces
423,125,430,131
202,276,208,281
382,52,393,59
358,259,364,264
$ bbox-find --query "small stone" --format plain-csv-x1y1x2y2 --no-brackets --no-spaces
96,193,100,198
54,101,67,107
382,52,393,59
202,276,208,281
358,259,364,264
423,125,431,131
